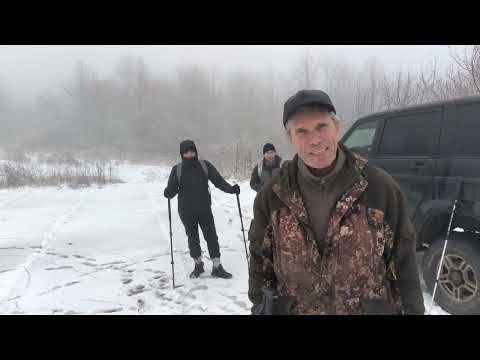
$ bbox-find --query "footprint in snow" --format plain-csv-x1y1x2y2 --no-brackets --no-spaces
122,278,133,284
193,304,207,312
95,265,114,270
65,311,82,315
0,269,15,274
94,307,124,314
127,285,146,296
234,300,248,309
38,285,63,296
190,285,208,292
44,266,73,271
154,291,165,299
99,261,126,266
46,252,60,256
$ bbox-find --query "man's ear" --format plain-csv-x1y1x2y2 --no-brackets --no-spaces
286,128,293,144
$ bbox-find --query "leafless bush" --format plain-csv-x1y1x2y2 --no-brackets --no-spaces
0,161,123,189
44,152,81,166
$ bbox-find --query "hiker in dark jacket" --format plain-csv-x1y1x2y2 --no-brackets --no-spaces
164,140,240,279
248,90,425,315
250,143,282,193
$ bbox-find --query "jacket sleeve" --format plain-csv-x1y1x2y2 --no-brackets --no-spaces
250,166,262,192
163,165,180,199
205,161,235,193
388,183,425,315
248,191,270,307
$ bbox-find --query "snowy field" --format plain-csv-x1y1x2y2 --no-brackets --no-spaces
0,163,449,315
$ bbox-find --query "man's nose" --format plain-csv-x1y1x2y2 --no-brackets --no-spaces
309,134,322,146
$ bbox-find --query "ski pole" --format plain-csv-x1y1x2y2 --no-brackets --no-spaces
236,193,249,265
168,198,176,289
430,180,463,311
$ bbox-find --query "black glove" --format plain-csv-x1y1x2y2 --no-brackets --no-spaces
164,189,175,199
231,184,240,195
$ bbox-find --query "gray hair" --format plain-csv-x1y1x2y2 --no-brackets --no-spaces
285,110,340,136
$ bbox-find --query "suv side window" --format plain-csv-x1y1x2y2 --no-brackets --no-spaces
378,111,440,157
343,120,378,156
443,103,480,156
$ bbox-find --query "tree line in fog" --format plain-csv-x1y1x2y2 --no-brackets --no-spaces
0,46,478,165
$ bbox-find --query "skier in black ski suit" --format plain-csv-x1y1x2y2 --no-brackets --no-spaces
164,140,240,279
249,143,282,192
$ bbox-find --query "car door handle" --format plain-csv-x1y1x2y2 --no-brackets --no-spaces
410,162,425,171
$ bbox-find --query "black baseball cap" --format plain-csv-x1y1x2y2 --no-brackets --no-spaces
283,90,336,127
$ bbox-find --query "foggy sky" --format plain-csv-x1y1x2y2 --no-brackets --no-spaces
0,45,453,104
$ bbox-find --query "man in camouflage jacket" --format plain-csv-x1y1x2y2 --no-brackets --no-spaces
248,90,425,315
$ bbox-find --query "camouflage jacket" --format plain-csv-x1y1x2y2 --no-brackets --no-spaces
248,145,425,315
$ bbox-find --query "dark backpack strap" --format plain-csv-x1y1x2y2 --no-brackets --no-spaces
258,159,263,178
175,163,182,183
199,159,208,179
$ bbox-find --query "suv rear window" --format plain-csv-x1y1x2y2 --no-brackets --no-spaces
443,103,480,156
378,111,440,157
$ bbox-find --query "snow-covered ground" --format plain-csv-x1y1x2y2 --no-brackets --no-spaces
0,163,449,314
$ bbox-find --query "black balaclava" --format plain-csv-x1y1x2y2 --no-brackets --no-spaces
179,140,199,166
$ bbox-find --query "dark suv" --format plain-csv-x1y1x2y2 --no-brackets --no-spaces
340,96,480,315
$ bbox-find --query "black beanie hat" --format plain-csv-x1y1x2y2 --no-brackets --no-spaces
263,143,276,154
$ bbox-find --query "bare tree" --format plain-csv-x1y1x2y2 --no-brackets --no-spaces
354,59,385,117
293,47,322,89
380,69,423,109
450,45,480,94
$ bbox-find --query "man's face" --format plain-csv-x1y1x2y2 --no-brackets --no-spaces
287,111,339,169
264,150,276,162
183,150,196,159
